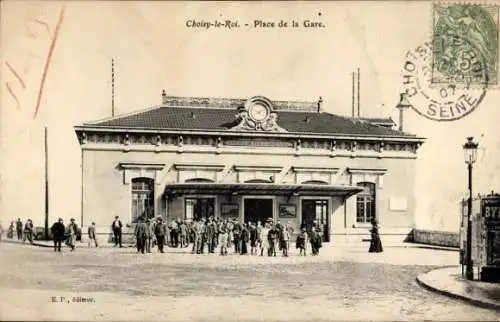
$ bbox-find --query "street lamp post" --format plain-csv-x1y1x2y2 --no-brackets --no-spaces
463,136,478,280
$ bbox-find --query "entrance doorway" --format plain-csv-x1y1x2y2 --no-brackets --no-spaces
301,199,329,242
184,198,215,221
244,198,273,224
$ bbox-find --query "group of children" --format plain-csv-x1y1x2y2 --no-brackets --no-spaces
165,217,323,257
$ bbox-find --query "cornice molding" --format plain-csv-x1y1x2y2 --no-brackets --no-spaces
119,162,165,170
74,126,425,143
347,167,388,175
233,165,283,172
292,166,339,173
174,164,225,171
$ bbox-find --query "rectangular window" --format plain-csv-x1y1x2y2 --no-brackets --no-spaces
356,182,376,223
184,198,215,221
131,178,154,223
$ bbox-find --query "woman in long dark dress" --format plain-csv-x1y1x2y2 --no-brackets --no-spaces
368,219,383,253
240,223,249,255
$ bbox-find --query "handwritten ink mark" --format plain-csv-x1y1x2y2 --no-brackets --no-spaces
5,82,21,109
33,6,65,119
5,62,26,89
33,18,53,40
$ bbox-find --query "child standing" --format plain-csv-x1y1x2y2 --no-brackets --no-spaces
281,224,290,257
219,220,228,256
268,224,279,257
296,228,308,256
259,223,270,256
87,222,98,248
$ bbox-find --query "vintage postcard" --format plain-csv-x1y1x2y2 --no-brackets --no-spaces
0,1,499,321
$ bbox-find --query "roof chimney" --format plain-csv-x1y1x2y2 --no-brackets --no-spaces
317,96,323,112
162,89,167,104
396,92,411,132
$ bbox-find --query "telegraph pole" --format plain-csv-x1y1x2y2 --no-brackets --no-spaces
44,126,49,240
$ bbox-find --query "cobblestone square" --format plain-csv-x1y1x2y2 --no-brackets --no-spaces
0,243,498,321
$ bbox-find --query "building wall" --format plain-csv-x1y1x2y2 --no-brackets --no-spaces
81,145,417,242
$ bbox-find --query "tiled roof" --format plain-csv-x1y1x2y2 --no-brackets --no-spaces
84,95,416,138
86,106,415,138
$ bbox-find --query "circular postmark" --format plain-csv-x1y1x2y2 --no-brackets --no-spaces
401,42,487,121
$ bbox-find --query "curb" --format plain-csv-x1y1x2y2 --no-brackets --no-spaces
2,239,52,248
408,245,458,252
416,269,500,311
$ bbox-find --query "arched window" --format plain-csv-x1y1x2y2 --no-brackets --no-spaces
302,180,328,185
356,182,376,223
131,178,154,223
185,178,214,183
244,179,272,183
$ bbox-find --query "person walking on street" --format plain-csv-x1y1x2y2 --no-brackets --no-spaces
67,218,78,251
7,221,14,239
51,218,65,252
368,219,383,253
135,218,148,254
23,219,34,245
111,215,123,247
16,218,23,240
88,222,98,248
154,217,167,253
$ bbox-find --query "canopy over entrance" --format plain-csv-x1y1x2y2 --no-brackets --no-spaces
164,183,363,198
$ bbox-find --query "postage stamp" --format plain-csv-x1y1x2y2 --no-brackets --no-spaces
402,42,487,121
431,3,499,87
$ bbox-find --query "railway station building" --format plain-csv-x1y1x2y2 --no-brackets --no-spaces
74,92,424,243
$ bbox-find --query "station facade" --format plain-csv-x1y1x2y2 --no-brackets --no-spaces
74,92,424,242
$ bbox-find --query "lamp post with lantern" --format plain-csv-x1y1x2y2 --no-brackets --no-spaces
463,136,479,280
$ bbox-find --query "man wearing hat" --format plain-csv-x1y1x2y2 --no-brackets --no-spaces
51,218,65,252
154,217,167,253
135,218,148,254
111,215,123,247
67,218,78,251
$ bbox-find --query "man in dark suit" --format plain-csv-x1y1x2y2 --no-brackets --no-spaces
16,218,23,240
111,215,123,247
135,218,147,254
206,217,217,254
154,217,167,253
51,218,65,252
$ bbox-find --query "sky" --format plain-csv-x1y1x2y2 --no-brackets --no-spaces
1,1,499,230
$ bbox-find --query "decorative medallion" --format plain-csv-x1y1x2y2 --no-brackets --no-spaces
230,96,287,132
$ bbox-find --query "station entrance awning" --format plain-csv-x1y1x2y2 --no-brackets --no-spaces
163,183,363,198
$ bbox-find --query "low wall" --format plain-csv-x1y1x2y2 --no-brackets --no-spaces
412,229,459,248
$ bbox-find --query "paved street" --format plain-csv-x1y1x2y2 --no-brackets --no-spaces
0,242,498,321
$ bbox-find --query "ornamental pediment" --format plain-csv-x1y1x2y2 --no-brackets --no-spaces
230,96,287,132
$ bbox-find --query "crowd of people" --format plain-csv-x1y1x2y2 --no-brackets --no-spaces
1,215,383,256
1,218,35,245
132,216,325,257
